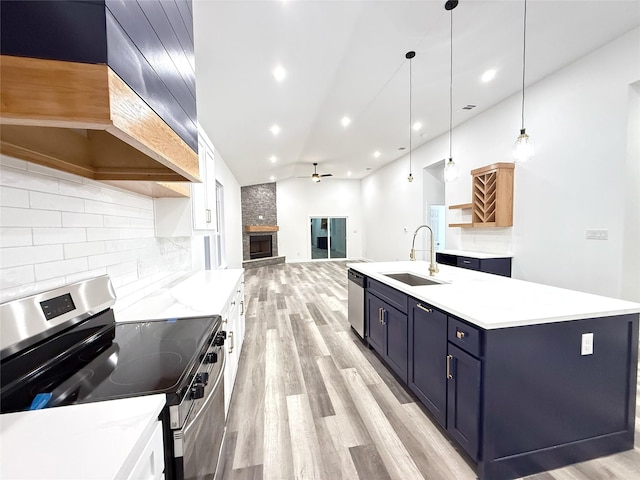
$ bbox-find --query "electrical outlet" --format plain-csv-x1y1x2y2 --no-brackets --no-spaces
581,332,594,355
586,229,608,240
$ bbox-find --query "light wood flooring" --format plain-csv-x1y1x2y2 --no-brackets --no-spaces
219,261,640,480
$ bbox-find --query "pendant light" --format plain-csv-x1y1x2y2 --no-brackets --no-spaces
513,0,534,163
407,50,416,182
443,0,459,182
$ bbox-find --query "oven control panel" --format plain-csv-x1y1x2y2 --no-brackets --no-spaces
40,294,76,321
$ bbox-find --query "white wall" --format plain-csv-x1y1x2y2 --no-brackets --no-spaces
215,152,243,269
277,178,363,262
0,155,192,308
362,27,640,299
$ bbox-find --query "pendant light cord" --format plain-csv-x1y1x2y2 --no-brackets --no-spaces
449,7,453,159
409,54,412,176
521,0,527,131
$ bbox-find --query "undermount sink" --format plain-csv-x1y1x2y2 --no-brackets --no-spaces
382,272,445,287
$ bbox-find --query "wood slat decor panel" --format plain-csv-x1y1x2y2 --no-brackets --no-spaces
227,261,640,480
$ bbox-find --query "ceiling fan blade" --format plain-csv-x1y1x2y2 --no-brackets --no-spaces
320,173,333,177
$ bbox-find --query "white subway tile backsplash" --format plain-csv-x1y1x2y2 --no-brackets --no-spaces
0,154,27,170
59,180,117,202
88,251,122,269
65,267,108,285
0,277,66,305
63,242,106,259
1,207,61,228
35,257,89,281
85,200,153,219
33,227,87,245
30,191,85,213
0,245,64,268
0,186,29,208
0,166,59,194
27,162,85,184
103,215,154,229
62,212,104,228
0,265,35,290
0,156,192,306
0,228,33,247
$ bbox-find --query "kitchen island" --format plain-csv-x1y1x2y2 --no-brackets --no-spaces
348,261,640,480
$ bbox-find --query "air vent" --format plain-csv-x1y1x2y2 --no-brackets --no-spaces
462,104,477,110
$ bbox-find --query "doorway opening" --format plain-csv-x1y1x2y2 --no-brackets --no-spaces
310,217,347,260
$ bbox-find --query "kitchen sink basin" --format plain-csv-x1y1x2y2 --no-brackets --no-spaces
382,272,445,287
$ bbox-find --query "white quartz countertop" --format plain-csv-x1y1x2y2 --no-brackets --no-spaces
436,249,513,259
116,268,244,321
348,261,640,329
0,395,166,480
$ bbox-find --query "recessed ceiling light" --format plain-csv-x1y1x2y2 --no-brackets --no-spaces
481,69,497,82
270,124,281,136
341,116,351,127
373,151,381,158
269,155,277,163
412,121,423,131
270,176,276,181
347,171,352,177
272,65,287,82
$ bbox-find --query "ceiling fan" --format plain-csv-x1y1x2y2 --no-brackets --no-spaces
300,162,333,183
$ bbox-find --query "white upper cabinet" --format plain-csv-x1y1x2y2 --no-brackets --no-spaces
192,131,217,231
154,125,217,237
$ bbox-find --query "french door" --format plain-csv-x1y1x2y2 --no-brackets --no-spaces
310,217,347,259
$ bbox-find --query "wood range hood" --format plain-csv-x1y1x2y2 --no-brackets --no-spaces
0,55,198,197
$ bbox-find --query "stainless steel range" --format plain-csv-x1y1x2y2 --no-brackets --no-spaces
0,275,227,480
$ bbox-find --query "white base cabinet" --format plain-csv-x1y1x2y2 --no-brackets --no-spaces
223,274,245,415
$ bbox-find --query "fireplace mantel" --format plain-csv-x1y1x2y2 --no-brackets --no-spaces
245,225,279,232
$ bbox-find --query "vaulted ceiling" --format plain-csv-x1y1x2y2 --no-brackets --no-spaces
193,0,640,187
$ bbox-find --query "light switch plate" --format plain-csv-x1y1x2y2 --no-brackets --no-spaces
581,332,594,355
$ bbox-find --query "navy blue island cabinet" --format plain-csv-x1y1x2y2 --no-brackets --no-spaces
365,278,409,383
367,282,638,480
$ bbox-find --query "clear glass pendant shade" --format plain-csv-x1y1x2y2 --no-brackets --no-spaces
444,158,458,182
513,128,534,163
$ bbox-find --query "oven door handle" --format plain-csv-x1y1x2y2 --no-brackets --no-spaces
183,353,225,435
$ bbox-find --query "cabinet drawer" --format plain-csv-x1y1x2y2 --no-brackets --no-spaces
456,256,480,270
367,278,408,313
448,318,482,357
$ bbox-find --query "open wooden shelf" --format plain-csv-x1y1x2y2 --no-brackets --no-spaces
449,203,472,210
449,163,514,229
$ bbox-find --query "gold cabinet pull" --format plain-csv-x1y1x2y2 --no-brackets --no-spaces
456,330,465,339
446,354,453,379
229,331,234,353
240,300,244,316
382,309,386,325
416,303,432,313
378,307,382,324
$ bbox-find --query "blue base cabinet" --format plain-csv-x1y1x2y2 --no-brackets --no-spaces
366,279,639,480
408,299,447,427
365,279,408,383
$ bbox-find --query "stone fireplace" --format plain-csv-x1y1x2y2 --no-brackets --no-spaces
241,182,285,267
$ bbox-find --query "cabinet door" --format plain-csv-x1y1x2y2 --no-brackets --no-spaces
365,292,386,355
192,138,217,231
447,343,481,461
408,300,447,427
384,302,408,383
